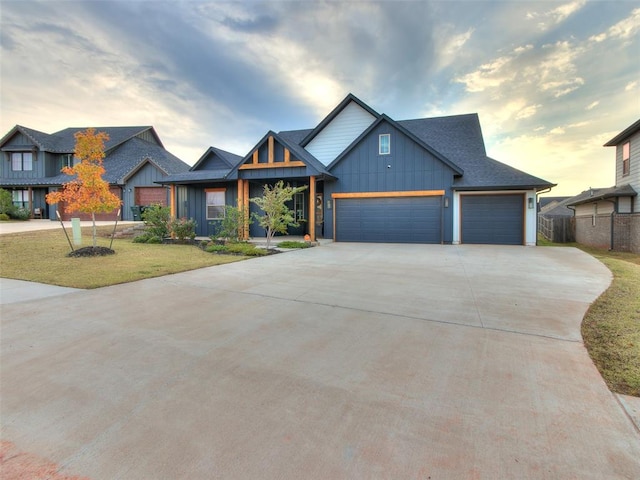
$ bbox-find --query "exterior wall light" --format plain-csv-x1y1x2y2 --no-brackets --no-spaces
528,197,534,209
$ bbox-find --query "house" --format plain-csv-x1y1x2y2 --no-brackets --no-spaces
566,118,640,252
538,196,575,243
0,125,190,221
158,94,555,245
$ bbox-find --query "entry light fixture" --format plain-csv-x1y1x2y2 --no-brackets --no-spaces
528,197,534,209
444,197,449,208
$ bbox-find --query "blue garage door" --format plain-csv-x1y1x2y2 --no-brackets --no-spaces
461,194,524,245
336,196,442,243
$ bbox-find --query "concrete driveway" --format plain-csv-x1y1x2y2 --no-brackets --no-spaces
1,243,639,478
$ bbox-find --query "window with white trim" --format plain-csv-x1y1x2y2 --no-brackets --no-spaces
12,190,29,208
622,141,630,176
206,188,225,220
379,134,390,155
11,152,33,171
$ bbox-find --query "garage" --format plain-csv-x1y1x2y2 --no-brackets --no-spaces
135,186,167,206
460,194,524,245
335,195,442,243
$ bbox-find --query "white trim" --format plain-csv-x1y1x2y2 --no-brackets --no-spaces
379,133,390,155
452,190,538,246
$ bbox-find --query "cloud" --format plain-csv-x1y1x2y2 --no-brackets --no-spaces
527,0,586,30
585,101,599,110
625,80,638,91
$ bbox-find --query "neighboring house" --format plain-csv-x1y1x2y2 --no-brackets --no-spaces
159,94,555,245
0,125,190,221
566,118,640,252
538,196,575,243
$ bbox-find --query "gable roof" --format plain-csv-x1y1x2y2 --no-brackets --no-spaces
50,126,161,153
229,130,335,179
0,125,54,150
191,146,243,171
539,196,576,217
104,136,190,183
327,114,464,175
604,118,640,146
400,114,554,190
299,93,379,147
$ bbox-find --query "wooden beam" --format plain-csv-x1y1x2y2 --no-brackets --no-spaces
268,136,274,164
239,161,306,170
237,179,243,209
309,176,316,242
169,184,176,217
331,190,445,199
243,180,250,240
284,148,290,163
252,150,258,164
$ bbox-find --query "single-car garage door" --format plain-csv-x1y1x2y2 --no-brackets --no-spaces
461,194,524,245
335,196,442,243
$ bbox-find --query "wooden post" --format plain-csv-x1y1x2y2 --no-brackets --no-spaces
309,176,316,241
243,180,250,240
252,150,258,164
169,184,176,217
237,179,245,239
284,148,290,163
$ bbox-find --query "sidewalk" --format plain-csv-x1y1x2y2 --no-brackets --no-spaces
0,219,140,235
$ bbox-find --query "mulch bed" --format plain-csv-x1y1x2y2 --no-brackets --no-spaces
67,246,115,257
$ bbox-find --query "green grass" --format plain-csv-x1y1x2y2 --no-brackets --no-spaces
539,235,640,396
0,227,246,289
277,241,312,249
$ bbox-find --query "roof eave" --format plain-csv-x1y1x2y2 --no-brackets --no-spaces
603,118,640,146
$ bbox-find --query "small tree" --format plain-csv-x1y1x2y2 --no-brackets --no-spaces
214,205,252,242
46,128,122,248
250,181,307,250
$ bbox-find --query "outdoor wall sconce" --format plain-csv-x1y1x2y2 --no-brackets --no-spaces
444,197,449,208
528,197,534,209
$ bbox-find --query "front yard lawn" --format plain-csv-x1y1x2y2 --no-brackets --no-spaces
0,227,245,289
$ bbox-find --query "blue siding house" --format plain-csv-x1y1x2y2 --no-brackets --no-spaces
159,94,555,245
0,125,190,221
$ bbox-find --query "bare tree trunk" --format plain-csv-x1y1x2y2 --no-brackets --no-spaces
92,212,97,248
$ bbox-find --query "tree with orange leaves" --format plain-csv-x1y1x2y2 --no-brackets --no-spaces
46,128,122,248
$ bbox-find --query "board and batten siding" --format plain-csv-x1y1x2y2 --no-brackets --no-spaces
615,129,640,198
324,121,457,241
306,101,376,166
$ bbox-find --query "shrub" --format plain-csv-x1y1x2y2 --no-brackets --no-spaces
10,207,31,221
277,241,312,249
170,217,197,242
142,204,171,238
147,235,163,244
225,242,267,256
0,213,10,221
0,188,14,216
205,244,227,253
132,233,151,243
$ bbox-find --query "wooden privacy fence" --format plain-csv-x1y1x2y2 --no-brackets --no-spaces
538,215,575,243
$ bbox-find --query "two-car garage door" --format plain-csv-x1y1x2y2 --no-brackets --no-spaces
460,194,524,245
335,196,442,243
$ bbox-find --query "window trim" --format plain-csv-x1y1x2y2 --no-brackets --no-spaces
379,134,390,155
12,189,29,208
622,141,630,176
11,152,33,171
205,188,226,220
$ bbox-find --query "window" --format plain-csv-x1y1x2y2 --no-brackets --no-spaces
12,190,29,208
622,141,630,176
206,188,225,219
59,154,74,171
11,152,33,171
293,192,305,221
379,134,390,155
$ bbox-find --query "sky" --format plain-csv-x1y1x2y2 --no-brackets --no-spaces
1,0,638,196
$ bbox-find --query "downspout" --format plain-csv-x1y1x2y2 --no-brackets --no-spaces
603,198,617,251
535,187,553,245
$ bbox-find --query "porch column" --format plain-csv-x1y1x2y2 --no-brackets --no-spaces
309,176,316,241
28,187,33,217
243,180,250,240
237,179,245,239
169,184,176,217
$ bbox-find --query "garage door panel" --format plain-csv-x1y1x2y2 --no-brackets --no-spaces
461,194,523,245
336,196,441,243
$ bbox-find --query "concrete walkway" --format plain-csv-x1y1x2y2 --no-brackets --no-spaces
1,243,639,478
